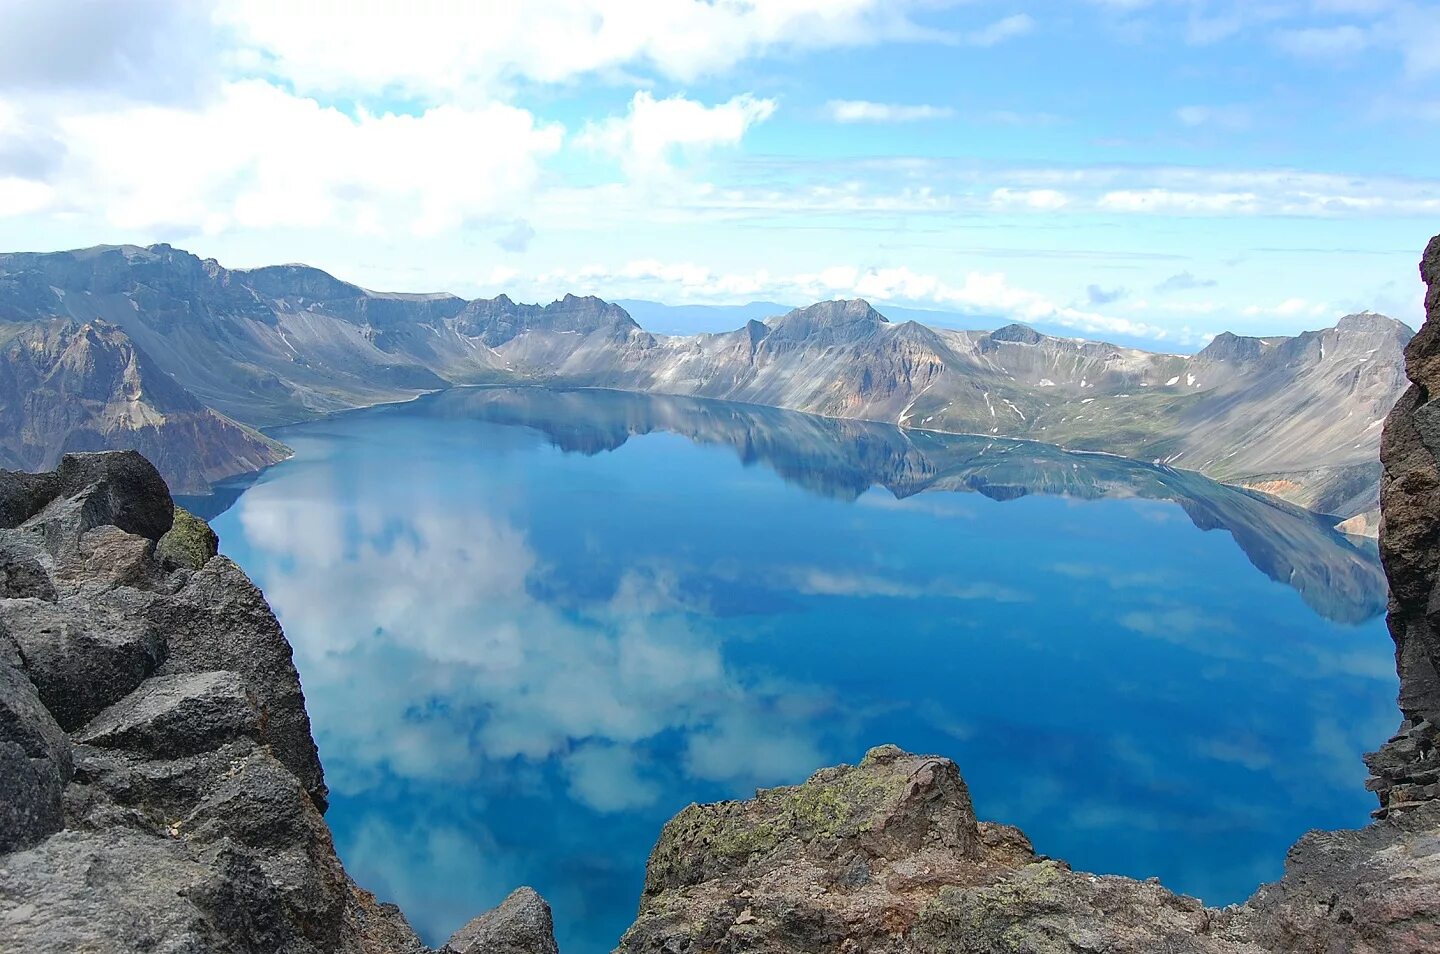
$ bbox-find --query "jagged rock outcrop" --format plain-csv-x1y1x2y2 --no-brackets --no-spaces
617,744,1440,953
0,318,291,494
1366,234,1440,813
0,451,555,953
445,887,559,954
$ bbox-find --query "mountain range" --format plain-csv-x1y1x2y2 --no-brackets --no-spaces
0,243,1413,528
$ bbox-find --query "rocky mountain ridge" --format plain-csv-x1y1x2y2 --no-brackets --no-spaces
0,243,1411,525
0,318,290,494
0,232,1437,951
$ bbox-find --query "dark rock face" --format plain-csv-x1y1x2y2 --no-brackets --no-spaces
1368,234,1440,813
0,451,557,953
445,887,559,954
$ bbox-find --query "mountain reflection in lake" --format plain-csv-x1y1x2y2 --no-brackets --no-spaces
205,386,1395,954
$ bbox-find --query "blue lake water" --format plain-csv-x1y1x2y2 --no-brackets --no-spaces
200,386,1397,954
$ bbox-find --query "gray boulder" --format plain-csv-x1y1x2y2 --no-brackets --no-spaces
75,671,258,759
0,593,164,731
446,887,560,954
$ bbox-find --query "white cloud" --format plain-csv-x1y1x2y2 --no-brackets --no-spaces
215,0,939,96
1276,23,1372,57
826,100,955,123
1099,189,1262,214
576,91,776,177
3,80,564,236
990,187,1072,210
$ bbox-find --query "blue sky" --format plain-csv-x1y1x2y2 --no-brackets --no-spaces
0,1,1436,345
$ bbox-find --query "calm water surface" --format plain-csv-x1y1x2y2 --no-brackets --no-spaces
202,387,1396,954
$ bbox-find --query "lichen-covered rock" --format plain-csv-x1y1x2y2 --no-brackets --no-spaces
157,506,219,571
446,887,560,954
618,745,1256,954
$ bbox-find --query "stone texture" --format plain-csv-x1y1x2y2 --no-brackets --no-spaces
617,744,1262,954
446,887,560,954
0,660,71,778
157,505,220,571
1369,234,1440,813
75,671,258,759
150,555,328,809
0,740,63,853
0,594,165,731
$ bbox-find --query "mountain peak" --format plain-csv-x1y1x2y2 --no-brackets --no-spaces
1335,312,1413,337
1196,331,1270,363
767,299,888,342
988,323,1046,345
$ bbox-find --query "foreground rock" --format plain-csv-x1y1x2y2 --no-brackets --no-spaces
0,451,554,953
1369,234,1440,813
618,743,1440,954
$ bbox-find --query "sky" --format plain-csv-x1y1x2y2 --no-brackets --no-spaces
0,0,1437,346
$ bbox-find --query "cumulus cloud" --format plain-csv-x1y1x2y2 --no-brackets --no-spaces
576,91,777,177
496,220,536,253
215,0,939,95
1,80,563,235
0,0,217,103
1087,284,1128,305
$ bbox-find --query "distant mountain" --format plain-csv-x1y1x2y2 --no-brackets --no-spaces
0,319,289,493
0,244,1411,523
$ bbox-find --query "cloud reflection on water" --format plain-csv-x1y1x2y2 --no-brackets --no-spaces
210,386,1397,952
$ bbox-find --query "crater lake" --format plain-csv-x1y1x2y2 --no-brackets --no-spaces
196,386,1396,954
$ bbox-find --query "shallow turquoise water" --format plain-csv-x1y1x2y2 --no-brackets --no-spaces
203,387,1396,954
